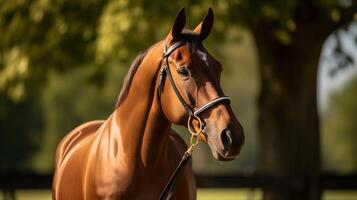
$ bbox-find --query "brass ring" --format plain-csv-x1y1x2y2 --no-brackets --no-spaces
190,134,200,147
187,115,203,136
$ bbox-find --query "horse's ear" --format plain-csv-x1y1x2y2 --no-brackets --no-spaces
193,8,214,41
170,8,186,41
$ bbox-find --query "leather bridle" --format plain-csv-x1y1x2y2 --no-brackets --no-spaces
158,40,231,200
159,40,231,133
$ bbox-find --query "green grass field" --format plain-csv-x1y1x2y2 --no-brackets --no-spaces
1,189,356,200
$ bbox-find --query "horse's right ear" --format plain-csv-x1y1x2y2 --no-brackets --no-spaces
170,8,186,41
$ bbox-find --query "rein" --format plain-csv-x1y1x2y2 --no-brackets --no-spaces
158,40,231,200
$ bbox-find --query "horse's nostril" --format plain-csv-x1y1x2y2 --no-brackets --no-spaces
221,129,233,151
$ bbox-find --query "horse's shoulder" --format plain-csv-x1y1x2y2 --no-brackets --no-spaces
55,120,105,165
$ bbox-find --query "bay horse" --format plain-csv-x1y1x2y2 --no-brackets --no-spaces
53,8,244,200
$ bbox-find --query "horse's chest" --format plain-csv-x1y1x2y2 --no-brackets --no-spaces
88,167,131,199
89,165,192,200
91,175,158,199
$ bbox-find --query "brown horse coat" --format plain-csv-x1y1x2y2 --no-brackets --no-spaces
53,8,244,200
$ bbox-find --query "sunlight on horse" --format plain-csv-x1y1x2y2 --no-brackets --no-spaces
53,8,244,200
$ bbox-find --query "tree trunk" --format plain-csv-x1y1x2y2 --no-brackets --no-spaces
251,13,331,200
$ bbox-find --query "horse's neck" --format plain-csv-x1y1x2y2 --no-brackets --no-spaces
114,42,171,169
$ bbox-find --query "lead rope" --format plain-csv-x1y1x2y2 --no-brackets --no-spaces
159,121,200,200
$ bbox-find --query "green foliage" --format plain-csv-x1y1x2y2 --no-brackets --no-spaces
1,0,356,101
95,0,235,63
0,0,106,100
322,76,357,173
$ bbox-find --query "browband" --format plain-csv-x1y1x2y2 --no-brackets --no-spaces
163,40,186,58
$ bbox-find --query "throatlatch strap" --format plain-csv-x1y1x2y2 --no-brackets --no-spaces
158,67,166,98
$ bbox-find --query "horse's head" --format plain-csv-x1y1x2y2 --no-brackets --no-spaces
158,8,244,161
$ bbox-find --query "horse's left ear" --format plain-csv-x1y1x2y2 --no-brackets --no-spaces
193,8,214,41
170,8,186,41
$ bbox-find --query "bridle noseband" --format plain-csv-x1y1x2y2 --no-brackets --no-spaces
158,40,231,200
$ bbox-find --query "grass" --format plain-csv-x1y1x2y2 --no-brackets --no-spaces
1,189,356,200
198,189,261,200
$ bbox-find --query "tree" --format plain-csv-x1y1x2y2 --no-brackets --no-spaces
226,1,357,200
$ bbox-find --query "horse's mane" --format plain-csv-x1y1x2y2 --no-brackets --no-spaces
115,33,198,108
115,50,148,108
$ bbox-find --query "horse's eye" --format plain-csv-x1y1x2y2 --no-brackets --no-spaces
177,67,190,77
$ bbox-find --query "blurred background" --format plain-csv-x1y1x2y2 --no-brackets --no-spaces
0,0,357,200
